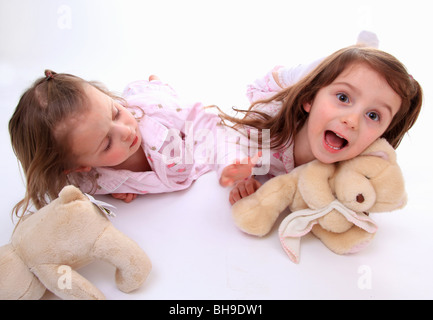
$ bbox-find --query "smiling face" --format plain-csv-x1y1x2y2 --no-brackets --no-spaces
294,62,402,166
59,84,142,172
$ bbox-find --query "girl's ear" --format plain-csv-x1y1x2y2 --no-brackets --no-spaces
303,102,312,113
63,166,92,175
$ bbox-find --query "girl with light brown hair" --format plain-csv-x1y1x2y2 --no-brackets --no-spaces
9,72,229,218
220,44,423,204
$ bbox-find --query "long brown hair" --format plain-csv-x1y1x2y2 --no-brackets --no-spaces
220,45,423,150
8,70,121,219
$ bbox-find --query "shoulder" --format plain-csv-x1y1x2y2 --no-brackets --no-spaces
246,66,283,103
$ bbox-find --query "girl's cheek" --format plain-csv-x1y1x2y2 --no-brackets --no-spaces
107,148,125,162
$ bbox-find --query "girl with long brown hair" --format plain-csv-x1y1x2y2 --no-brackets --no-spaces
220,44,423,204
9,73,229,219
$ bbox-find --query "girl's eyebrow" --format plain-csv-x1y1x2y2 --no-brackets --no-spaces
332,81,360,95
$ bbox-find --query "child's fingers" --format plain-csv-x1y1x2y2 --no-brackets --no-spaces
228,177,261,205
249,151,262,166
228,153,261,177
234,151,262,167
245,177,261,194
229,193,237,205
229,187,242,205
123,193,136,203
111,193,137,202
236,182,248,198
220,176,234,187
221,153,262,187
227,171,250,184
220,165,249,186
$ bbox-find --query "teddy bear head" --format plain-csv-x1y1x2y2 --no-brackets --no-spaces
330,138,407,214
279,138,407,260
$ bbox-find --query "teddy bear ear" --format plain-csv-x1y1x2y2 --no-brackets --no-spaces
361,138,396,163
58,185,87,204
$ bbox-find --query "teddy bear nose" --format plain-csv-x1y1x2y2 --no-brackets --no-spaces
356,194,365,203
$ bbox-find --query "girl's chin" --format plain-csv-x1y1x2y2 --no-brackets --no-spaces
313,148,346,164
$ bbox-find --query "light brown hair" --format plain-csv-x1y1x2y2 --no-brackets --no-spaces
9,70,121,219
220,45,423,150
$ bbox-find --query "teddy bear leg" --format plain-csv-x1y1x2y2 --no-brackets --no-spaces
0,244,46,300
17,276,46,300
232,174,296,236
91,225,152,293
311,224,375,255
32,264,106,300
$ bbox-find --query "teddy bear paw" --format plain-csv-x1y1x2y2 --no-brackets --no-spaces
232,197,278,237
318,209,353,233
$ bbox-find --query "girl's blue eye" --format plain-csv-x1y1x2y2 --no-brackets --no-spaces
337,93,349,103
366,111,380,121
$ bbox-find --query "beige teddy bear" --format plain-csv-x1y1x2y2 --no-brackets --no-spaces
232,139,407,263
0,185,152,300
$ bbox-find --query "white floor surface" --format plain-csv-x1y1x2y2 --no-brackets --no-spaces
1,0,432,300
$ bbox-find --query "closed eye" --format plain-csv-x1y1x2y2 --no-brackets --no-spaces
113,106,121,120
104,137,112,151
115,107,121,119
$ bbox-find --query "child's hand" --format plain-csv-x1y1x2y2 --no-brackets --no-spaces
219,152,262,187
229,176,262,205
111,193,137,203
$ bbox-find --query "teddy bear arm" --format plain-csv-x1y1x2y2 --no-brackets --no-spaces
91,225,152,293
32,263,106,300
254,173,297,207
232,174,297,236
299,161,336,209
318,209,354,233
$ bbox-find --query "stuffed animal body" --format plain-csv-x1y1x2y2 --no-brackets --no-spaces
0,185,152,299
232,139,407,263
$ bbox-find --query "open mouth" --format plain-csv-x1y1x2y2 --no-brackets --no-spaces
324,130,348,150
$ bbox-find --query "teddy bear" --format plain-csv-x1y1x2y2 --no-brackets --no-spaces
0,185,152,300
232,138,407,263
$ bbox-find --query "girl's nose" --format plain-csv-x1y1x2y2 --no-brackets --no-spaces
116,124,133,141
341,112,360,130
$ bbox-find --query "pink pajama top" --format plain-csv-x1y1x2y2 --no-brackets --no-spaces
74,80,224,195
244,60,321,178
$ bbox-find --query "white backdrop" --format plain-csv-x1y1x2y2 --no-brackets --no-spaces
0,0,432,300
